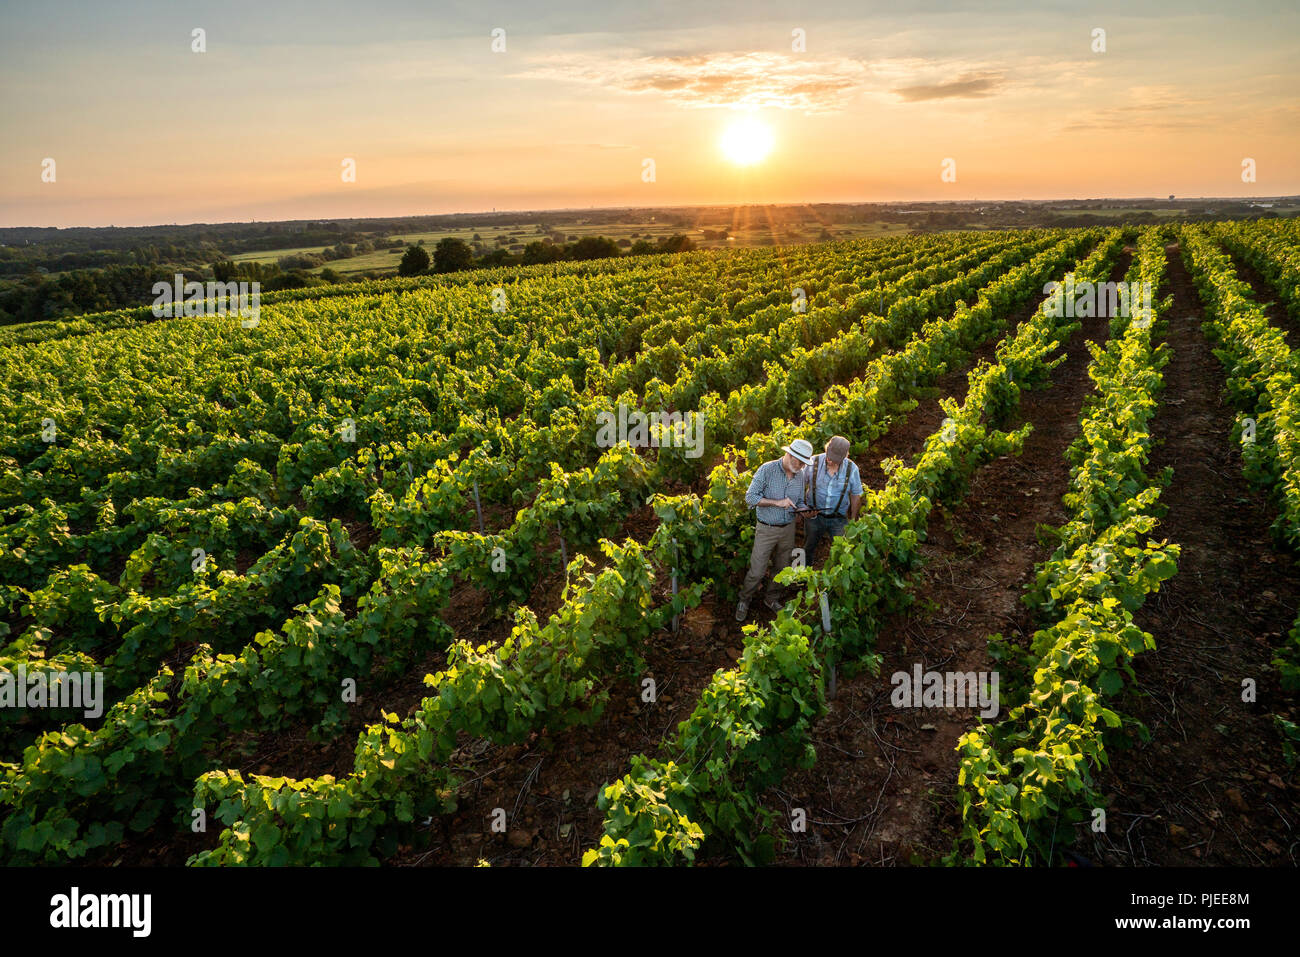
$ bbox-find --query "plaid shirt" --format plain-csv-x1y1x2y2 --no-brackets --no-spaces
745,458,808,525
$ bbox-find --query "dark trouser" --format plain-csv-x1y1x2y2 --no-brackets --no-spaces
803,513,847,563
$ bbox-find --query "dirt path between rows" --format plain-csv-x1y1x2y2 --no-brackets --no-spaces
761,253,1129,865
1084,244,1300,866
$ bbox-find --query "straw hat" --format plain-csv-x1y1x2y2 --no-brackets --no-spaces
782,439,814,465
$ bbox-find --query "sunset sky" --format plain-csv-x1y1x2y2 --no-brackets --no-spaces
2,0,1297,227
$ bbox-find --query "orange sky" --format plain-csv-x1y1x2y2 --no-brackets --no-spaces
2,0,1297,227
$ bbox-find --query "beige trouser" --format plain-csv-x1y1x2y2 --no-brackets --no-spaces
739,521,797,602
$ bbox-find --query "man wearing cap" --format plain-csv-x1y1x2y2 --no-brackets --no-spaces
735,438,814,622
802,435,863,563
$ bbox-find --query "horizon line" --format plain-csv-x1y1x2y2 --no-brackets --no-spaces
3,193,1296,233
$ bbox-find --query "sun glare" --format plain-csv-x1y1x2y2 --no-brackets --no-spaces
719,116,774,166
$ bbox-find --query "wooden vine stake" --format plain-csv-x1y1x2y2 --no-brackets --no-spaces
820,591,836,699
670,538,680,634
471,480,485,533
557,522,568,571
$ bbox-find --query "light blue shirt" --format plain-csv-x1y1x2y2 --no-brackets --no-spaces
804,454,862,517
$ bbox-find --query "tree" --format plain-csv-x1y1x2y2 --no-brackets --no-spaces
479,248,516,266
434,237,475,272
568,236,621,261
398,244,430,276
522,240,565,265
278,252,325,270
658,234,695,253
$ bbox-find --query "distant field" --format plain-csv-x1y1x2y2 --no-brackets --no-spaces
227,245,330,263
221,219,918,277
213,207,1293,279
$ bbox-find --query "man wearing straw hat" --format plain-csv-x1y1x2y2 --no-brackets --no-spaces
735,438,814,622
801,435,863,563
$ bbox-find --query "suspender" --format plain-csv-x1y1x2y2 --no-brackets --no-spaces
808,455,853,516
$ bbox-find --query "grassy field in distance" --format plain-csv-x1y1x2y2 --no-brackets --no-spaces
209,204,1293,279
220,219,919,276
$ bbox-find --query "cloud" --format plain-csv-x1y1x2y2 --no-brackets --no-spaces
517,52,870,113
891,70,1005,101
516,51,1110,115
1058,85,1214,132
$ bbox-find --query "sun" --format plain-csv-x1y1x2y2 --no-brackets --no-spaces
719,116,774,166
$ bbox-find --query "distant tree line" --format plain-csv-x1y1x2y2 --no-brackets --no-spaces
0,260,336,325
0,221,398,280
397,233,697,277
0,231,703,324
0,264,183,325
